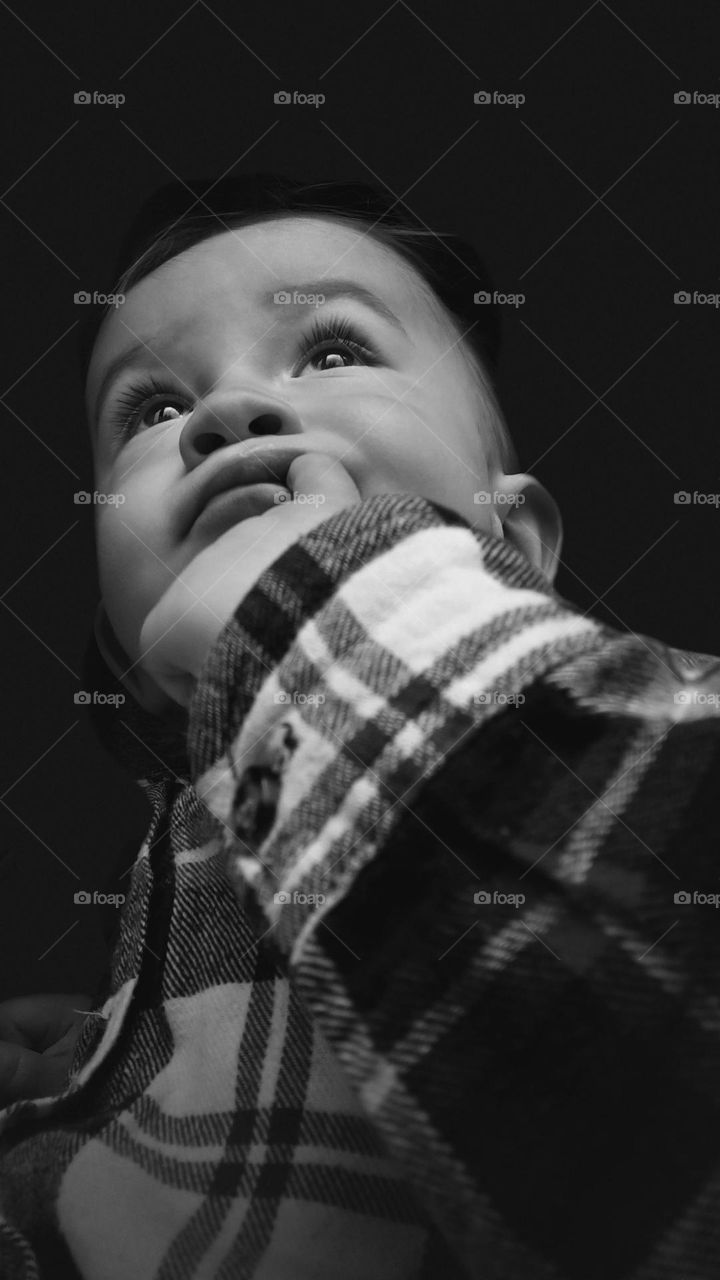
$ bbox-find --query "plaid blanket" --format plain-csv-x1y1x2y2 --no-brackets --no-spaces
2,491,720,1279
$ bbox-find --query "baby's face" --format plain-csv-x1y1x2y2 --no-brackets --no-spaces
86,215,505,667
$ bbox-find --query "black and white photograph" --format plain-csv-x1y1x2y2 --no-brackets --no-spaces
1,3,719,1277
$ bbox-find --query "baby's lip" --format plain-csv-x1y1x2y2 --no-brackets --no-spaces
180,440,313,538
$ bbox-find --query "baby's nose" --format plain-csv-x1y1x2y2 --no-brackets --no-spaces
178,390,303,467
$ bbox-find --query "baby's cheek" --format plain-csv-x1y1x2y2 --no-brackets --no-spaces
96,512,160,655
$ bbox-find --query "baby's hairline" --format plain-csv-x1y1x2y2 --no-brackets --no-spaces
110,210,471,352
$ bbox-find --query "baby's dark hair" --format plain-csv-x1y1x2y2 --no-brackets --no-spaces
78,171,517,473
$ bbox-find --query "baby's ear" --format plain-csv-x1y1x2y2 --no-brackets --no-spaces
493,473,564,584
93,602,184,719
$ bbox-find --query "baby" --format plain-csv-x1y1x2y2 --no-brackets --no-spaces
1,173,719,1280
85,181,562,716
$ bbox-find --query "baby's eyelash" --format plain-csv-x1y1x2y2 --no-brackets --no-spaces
105,315,380,447
295,314,377,368
108,373,182,447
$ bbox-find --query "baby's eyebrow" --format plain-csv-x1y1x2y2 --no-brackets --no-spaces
262,279,408,337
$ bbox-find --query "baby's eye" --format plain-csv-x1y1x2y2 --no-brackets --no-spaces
143,401,186,428
295,317,379,375
107,379,191,447
302,345,360,373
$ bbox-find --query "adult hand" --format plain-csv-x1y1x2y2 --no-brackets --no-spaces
0,992,95,1106
139,452,361,708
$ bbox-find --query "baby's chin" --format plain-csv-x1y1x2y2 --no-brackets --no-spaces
118,627,188,720
98,599,160,687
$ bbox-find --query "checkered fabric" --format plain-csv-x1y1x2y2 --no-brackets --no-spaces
2,491,720,1279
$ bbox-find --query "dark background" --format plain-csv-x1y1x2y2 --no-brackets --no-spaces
1,0,719,1000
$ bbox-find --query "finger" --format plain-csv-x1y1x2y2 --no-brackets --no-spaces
0,993,94,1051
285,453,361,509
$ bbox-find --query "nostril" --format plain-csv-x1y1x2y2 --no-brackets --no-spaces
195,432,224,456
249,413,283,435
189,413,284,456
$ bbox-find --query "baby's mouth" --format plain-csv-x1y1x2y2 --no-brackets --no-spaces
180,442,310,538
191,481,291,541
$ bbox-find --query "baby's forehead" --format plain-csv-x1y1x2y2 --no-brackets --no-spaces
140,216,447,337
88,214,465,415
